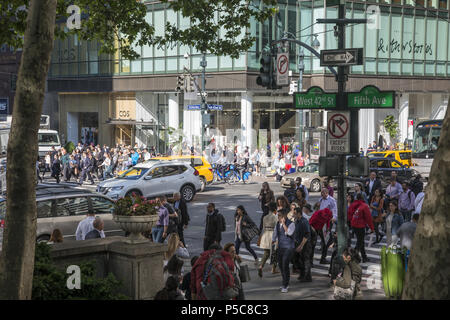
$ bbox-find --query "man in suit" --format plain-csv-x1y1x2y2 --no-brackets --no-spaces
78,152,95,185
365,171,382,201
85,217,105,240
173,192,190,245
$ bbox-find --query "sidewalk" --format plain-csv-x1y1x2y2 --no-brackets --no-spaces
241,262,386,300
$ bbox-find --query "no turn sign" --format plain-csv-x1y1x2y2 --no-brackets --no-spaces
276,53,289,86
327,111,350,154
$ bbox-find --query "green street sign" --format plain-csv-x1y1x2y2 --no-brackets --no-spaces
294,86,337,109
347,85,395,109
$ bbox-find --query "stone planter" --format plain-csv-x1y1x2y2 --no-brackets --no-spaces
113,214,159,243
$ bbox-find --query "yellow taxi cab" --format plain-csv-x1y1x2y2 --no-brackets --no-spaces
150,155,213,192
367,150,412,168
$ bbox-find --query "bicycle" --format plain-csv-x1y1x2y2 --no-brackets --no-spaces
212,164,230,184
226,164,253,185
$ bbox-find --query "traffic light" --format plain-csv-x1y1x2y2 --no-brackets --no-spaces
185,75,195,93
256,54,272,89
176,75,184,92
256,54,280,90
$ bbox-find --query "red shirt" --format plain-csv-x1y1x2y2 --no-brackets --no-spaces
348,200,374,230
309,208,333,232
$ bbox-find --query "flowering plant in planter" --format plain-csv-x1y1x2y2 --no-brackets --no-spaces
114,193,158,216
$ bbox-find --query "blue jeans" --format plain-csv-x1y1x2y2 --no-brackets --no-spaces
235,237,258,260
152,225,165,243
277,247,294,288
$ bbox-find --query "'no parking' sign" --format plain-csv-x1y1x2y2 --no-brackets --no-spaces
327,111,350,154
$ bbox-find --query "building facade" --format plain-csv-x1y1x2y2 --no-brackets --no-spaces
46,0,449,158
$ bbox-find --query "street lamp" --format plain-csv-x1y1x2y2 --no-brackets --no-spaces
311,34,320,51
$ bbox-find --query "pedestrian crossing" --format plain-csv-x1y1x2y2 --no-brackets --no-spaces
238,235,387,286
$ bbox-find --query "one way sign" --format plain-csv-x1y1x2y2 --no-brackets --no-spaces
320,48,363,67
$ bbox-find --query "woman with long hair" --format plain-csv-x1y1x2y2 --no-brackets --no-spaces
370,188,385,244
234,205,259,265
164,232,189,262
382,200,404,246
276,195,290,215
48,229,63,244
258,182,275,231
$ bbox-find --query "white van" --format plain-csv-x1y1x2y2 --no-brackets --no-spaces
38,129,62,157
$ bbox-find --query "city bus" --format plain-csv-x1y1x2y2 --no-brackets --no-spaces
411,119,443,179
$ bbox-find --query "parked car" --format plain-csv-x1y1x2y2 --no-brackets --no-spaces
280,163,326,192
98,160,202,202
0,184,122,243
149,155,213,192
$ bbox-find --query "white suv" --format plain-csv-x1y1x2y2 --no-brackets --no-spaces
97,160,202,202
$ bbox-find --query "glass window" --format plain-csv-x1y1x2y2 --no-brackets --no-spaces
164,165,180,177
437,20,448,61
149,166,164,179
193,158,203,166
55,198,73,217
167,57,177,72
154,58,165,72
154,10,165,57
377,10,390,59
37,200,53,218
91,197,114,215
131,60,141,73
166,9,178,57
425,18,437,61
64,197,89,216
143,59,153,73
118,167,150,180
414,16,425,60
390,15,402,60
220,56,233,70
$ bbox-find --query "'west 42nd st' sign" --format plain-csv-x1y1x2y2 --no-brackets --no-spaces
294,86,337,109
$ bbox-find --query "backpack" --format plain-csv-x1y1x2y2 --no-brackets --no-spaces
192,250,238,300
218,213,226,232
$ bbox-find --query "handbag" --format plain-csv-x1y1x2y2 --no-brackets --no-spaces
239,264,251,283
241,222,260,242
333,280,356,300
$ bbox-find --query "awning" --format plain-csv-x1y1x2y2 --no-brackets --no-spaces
106,119,157,126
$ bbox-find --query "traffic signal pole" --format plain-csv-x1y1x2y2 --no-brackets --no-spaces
317,2,367,257
336,2,348,258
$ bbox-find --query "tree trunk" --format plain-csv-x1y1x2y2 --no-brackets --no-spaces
0,0,57,299
402,107,450,299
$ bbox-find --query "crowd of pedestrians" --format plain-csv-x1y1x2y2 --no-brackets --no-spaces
38,142,163,185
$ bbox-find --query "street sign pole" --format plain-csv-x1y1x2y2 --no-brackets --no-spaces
318,1,368,258
339,1,349,259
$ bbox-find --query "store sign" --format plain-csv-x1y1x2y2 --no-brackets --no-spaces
347,85,395,109
294,86,337,109
115,99,136,120
0,98,8,122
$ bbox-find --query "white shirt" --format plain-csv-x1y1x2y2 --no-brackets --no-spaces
319,196,338,220
75,216,105,240
415,192,425,214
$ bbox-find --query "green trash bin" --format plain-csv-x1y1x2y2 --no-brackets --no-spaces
381,246,407,299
